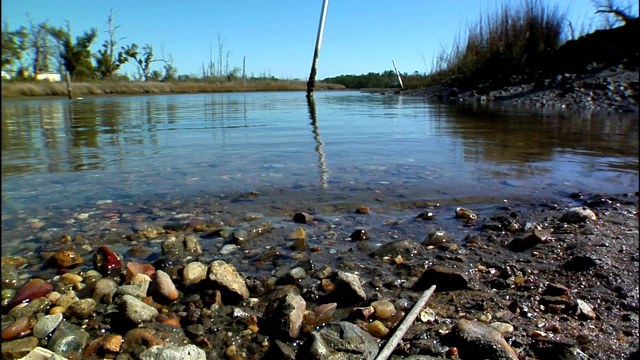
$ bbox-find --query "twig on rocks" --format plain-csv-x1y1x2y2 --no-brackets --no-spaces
374,285,436,360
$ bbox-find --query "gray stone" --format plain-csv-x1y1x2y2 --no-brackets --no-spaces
118,281,150,299
561,207,597,223
34,313,64,339
139,344,206,360
119,294,159,324
92,277,118,304
369,239,425,259
2,336,39,360
450,318,518,360
334,271,367,306
48,321,90,360
263,292,307,340
414,266,469,292
7,297,51,321
151,270,179,302
2,265,21,289
65,298,96,318
295,321,379,360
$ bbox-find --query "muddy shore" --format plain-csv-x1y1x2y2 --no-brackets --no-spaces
1,189,638,359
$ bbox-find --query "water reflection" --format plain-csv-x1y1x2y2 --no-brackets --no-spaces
307,96,330,189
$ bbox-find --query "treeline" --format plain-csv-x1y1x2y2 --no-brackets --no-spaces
2,9,248,83
322,70,431,90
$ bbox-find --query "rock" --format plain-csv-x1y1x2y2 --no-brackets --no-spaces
65,298,96,318
118,280,150,299
368,320,390,338
93,246,125,277
1,336,39,360
489,322,515,334
263,292,307,340
60,273,83,286
355,206,370,214
182,262,208,285
119,294,159,324
350,229,370,241
92,278,119,304
15,347,65,360
1,316,31,341
290,238,309,251
455,207,477,220
102,334,123,353
286,227,307,240
508,235,541,251
369,239,424,258
423,229,450,246
576,299,597,320
54,290,78,309
125,262,156,284
2,265,21,289
450,318,518,360
543,283,570,297
414,266,469,292
122,328,167,358
7,297,51,321
334,271,367,306
371,300,396,319
231,220,272,245
293,212,313,224
139,344,206,360
263,339,296,360
151,270,180,303
561,207,597,223
207,260,250,304
46,251,84,269
416,210,435,220
7,279,53,309
34,313,64,339
161,234,203,259
48,321,90,360
295,321,379,360
563,255,597,271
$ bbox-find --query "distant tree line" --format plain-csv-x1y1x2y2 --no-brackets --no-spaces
2,9,179,81
322,70,431,89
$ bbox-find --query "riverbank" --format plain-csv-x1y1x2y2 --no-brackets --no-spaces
0,80,347,99
1,188,638,359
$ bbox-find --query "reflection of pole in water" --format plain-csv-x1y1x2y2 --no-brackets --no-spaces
307,96,330,189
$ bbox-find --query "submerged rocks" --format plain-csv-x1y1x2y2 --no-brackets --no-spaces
449,318,518,360
296,321,379,360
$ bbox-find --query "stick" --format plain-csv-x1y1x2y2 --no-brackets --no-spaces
374,285,436,360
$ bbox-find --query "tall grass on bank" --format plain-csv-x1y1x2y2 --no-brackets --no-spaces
427,0,567,89
1,80,346,98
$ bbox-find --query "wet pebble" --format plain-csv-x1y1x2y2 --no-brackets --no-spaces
207,260,250,303
139,344,206,360
65,298,96,318
182,262,208,285
335,271,367,306
2,265,21,289
423,229,449,245
1,316,31,341
33,313,63,339
371,299,396,319
576,299,597,320
152,270,180,302
119,294,159,324
455,207,477,220
92,277,118,304
350,229,370,241
46,251,84,268
293,212,313,224
451,318,518,360
561,207,597,223
286,227,306,240
368,320,389,338
355,206,370,214
7,280,53,309
48,321,90,360
1,336,39,360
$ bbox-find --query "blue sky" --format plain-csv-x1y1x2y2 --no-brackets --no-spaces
2,0,636,80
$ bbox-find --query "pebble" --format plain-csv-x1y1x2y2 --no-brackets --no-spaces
139,344,206,360
455,207,477,220
293,212,313,224
103,334,123,352
92,278,119,304
576,299,597,320
182,262,208,284
207,260,250,303
47,251,84,268
7,280,53,309
350,229,370,241
1,316,31,341
488,322,515,334
219,244,238,255
561,207,597,223
65,298,96,318
119,294,159,324
286,227,306,240
371,299,396,319
60,273,83,286
126,262,156,284
1,336,39,360
33,313,63,339
152,270,180,302
355,206,370,214
368,320,390,338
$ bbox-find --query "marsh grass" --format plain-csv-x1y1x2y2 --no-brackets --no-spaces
1,80,345,98
426,0,567,89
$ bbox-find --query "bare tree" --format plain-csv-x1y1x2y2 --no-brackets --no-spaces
94,9,129,79
217,33,224,77
592,0,638,28
26,15,53,78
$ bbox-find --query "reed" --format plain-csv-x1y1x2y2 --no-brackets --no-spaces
426,0,567,89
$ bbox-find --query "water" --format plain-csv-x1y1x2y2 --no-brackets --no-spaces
1,91,638,253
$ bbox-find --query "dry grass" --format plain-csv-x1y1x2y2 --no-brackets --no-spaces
426,0,566,88
1,80,346,98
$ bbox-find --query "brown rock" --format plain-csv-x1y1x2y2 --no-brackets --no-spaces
207,260,249,304
293,212,313,224
103,334,123,352
452,318,518,360
414,265,469,292
151,270,180,303
46,251,84,268
1,316,31,341
1,336,39,360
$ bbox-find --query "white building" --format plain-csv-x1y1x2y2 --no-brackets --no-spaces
36,72,62,82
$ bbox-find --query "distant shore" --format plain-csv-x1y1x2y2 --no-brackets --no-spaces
1,80,347,99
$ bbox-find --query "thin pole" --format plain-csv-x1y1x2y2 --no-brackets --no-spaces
374,285,436,360
65,72,72,99
306,0,329,99
392,60,404,90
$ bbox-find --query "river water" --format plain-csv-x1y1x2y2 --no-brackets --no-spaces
1,91,638,254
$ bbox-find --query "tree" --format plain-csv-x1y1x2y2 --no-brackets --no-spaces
94,9,129,79
1,21,28,73
123,43,155,81
26,16,54,78
47,23,98,79
592,0,638,27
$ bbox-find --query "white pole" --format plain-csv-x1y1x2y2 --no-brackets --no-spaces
392,59,404,90
306,0,330,98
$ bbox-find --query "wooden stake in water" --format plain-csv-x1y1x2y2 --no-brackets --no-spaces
306,0,329,99
392,60,404,90
65,72,72,99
